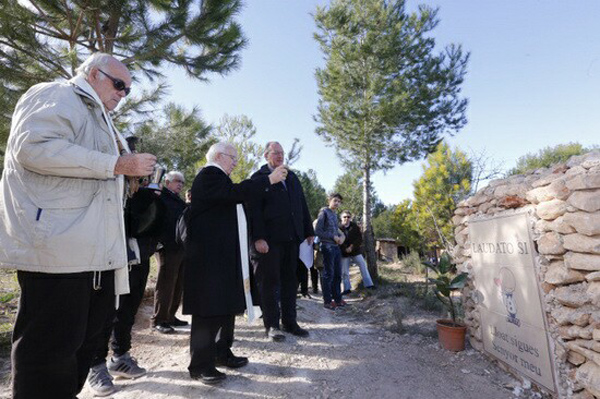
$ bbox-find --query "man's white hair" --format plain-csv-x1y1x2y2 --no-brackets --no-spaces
165,171,184,183
264,141,281,156
206,142,235,163
75,52,114,78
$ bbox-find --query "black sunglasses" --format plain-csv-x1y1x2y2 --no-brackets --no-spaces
97,69,131,96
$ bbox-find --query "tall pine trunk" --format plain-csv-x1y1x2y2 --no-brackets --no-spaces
362,165,378,280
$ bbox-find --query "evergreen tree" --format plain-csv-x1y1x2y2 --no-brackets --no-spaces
212,114,263,183
372,200,420,251
0,0,246,170
332,168,381,222
134,102,213,186
314,0,469,277
372,205,396,238
392,199,421,251
295,169,327,220
412,142,472,250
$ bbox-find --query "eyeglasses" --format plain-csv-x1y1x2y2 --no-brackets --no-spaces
172,179,184,184
97,69,131,96
342,216,350,218
220,153,238,162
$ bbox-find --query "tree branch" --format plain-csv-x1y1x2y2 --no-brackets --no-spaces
28,0,70,39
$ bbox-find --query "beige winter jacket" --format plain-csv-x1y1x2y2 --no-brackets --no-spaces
0,78,128,280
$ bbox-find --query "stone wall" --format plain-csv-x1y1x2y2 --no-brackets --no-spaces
454,152,600,399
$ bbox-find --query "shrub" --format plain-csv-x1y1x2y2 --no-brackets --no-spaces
401,250,425,274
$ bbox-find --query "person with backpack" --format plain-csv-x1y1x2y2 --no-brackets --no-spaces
152,171,188,334
315,193,346,310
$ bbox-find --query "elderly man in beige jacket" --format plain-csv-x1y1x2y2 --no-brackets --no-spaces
0,52,156,399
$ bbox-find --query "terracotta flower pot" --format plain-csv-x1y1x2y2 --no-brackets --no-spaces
436,319,467,352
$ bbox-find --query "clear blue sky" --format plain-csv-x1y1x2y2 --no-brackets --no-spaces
164,0,600,205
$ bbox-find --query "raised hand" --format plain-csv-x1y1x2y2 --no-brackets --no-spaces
268,165,288,185
255,239,269,254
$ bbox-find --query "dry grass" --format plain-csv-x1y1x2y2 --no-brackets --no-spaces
0,269,18,355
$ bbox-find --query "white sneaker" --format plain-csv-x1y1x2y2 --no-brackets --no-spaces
87,363,117,397
108,352,147,378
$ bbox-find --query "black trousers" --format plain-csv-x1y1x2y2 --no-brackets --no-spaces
252,241,298,329
297,263,320,294
153,245,184,325
12,270,115,399
92,258,150,365
188,314,235,374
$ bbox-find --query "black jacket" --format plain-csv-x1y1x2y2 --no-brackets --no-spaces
249,164,314,244
183,166,269,317
340,221,363,258
124,187,166,239
159,187,187,249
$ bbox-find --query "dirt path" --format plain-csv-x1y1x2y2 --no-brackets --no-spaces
55,291,534,399
0,266,548,399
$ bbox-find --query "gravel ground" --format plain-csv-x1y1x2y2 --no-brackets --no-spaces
0,271,548,399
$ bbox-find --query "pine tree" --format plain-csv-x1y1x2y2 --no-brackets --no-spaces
314,0,469,277
213,114,264,183
295,169,327,220
0,0,247,169
332,168,381,222
134,102,213,186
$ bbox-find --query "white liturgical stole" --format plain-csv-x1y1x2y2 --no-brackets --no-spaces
236,204,261,323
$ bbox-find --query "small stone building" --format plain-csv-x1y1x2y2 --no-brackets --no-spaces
375,238,398,262
454,152,600,398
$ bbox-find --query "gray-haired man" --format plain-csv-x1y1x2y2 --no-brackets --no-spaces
0,53,156,398
152,171,188,334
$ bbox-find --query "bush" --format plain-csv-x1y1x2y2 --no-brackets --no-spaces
507,143,595,175
401,250,425,274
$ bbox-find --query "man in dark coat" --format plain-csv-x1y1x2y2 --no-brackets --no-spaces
183,142,287,384
152,171,188,334
249,142,314,342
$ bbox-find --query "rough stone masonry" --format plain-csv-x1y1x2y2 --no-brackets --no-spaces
454,151,600,399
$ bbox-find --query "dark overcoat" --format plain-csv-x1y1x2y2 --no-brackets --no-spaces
249,164,314,244
182,166,269,317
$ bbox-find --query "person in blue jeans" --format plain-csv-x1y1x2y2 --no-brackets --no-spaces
339,211,375,294
315,193,346,310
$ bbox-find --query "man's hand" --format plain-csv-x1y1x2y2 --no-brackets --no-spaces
115,153,156,176
268,165,288,185
255,239,269,254
306,236,314,245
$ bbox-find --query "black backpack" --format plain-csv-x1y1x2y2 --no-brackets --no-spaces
124,188,166,239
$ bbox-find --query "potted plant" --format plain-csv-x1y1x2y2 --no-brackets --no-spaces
425,253,469,352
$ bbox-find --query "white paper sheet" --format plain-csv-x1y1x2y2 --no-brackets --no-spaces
299,239,314,270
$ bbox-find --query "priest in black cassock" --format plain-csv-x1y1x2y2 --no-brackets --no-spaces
182,142,287,384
